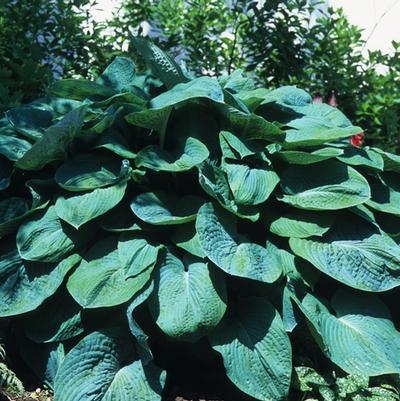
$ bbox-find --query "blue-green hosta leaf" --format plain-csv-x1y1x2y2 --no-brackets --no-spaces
132,38,187,89
301,290,400,376
33,97,82,116
55,153,122,191
96,56,136,92
372,147,400,173
0,198,29,234
67,237,158,308
20,340,65,390
151,76,224,109
49,79,116,100
136,136,209,172
17,206,79,263
131,191,204,225
337,147,384,171
224,162,279,205
127,282,155,363
0,157,12,191
292,103,352,127
280,160,371,210
219,69,256,93
284,117,362,148
97,202,146,233
94,130,137,159
87,104,124,134
218,105,284,142
149,251,227,342
118,233,161,278
269,211,334,238
290,219,400,291
294,366,330,393
209,296,292,401
24,290,83,343
125,106,171,135
367,173,400,216
277,147,343,165
15,105,87,170
282,286,298,332
260,86,312,107
0,242,80,317
196,203,281,283
55,179,128,229
6,105,53,140
54,330,166,401
236,87,270,110
219,130,258,160
0,184,49,239
198,162,259,221
91,91,147,109
171,223,206,258
0,134,32,161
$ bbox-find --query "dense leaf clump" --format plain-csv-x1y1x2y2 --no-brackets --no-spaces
1,41,400,401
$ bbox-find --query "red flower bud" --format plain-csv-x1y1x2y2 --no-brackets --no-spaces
350,132,365,147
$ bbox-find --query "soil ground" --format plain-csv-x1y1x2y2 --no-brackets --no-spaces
0,390,227,401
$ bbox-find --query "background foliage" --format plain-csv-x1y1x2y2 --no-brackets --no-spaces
1,0,399,152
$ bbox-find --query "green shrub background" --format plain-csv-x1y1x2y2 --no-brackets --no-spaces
1,0,399,152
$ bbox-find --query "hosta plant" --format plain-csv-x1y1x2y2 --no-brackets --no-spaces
1,39,400,401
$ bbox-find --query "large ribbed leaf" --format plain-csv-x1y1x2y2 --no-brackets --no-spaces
131,191,204,225
280,160,371,210
196,203,281,283
55,154,122,191
54,330,166,401
301,290,400,376
16,206,78,263
209,296,292,401
127,283,155,363
67,237,158,308
224,162,279,205
16,106,87,170
219,105,284,142
269,211,334,238
136,136,209,172
260,86,312,107
277,148,343,165
337,147,384,171
55,179,127,229
0,186,49,239
6,105,53,140
0,198,29,235
118,233,161,278
171,223,206,258
0,134,32,161
220,130,257,159
151,76,224,109
284,117,362,148
198,162,259,221
50,79,116,100
132,38,187,89
0,241,80,317
290,218,400,291
367,173,400,216
373,148,400,173
96,56,136,92
149,250,227,342
20,340,65,390
0,157,12,191
24,290,83,343
291,102,352,126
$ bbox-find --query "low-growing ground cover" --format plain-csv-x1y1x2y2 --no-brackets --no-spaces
1,40,400,401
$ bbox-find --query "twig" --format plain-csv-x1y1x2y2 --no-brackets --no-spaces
362,0,400,52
